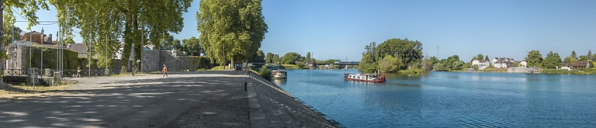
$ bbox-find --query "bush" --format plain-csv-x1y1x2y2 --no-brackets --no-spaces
259,65,272,81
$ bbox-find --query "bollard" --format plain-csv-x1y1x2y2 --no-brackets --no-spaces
244,82,247,92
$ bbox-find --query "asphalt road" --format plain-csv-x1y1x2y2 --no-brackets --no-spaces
0,71,250,128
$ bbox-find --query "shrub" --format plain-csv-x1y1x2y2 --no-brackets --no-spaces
259,65,272,81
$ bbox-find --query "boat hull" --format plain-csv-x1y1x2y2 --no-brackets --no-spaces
344,77,385,83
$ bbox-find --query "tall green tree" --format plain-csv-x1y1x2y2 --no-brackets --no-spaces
2,0,49,75
525,50,543,67
374,38,423,67
579,55,588,61
51,0,192,70
280,52,302,64
172,39,182,51
197,0,268,67
571,51,577,59
264,52,273,64
476,54,484,61
588,50,592,61
272,54,279,64
563,56,576,63
306,52,311,62
542,51,562,69
485,55,489,62
182,37,202,56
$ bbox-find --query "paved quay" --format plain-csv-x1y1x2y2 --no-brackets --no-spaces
0,71,337,127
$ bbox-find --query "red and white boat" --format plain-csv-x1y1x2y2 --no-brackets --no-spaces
344,73,386,83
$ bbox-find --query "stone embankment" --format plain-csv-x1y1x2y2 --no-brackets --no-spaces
247,72,342,128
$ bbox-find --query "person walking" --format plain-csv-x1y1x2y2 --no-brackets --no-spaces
77,65,82,78
162,64,168,77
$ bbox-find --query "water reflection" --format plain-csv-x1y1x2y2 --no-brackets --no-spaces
273,79,287,85
274,69,596,127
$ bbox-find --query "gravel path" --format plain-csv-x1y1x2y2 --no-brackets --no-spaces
0,71,249,127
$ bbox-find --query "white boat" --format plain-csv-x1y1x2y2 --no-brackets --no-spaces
343,73,385,83
272,70,287,79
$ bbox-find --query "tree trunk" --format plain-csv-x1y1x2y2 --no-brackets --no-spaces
1,0,5,81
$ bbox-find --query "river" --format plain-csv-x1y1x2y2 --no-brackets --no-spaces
272,69,596,127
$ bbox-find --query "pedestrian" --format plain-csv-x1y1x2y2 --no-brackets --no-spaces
163,64,168,77
77,65,82,78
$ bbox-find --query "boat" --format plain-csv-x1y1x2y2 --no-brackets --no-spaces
272,70,287,79
344,73,386,83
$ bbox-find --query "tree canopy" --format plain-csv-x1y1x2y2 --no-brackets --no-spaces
197,0,268,66
525,50,543,67
358,38,423,73
50,0,192,69
280,52,303,64
542,51,562,69
182,37,202,56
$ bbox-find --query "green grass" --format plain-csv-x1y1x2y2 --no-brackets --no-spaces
542,69,596,75
481,68,508,72
280,64,306,69
398,68,427,74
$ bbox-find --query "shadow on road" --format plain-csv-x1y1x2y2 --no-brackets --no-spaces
0,74,249,127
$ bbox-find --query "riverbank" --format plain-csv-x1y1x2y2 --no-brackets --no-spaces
0,71,338,127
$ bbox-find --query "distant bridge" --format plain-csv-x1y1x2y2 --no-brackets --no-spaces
335,61,360,65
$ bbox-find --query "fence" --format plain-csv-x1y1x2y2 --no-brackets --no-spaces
507,67,541,73
4,68,111,77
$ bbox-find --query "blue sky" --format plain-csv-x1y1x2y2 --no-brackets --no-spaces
14,0,596,62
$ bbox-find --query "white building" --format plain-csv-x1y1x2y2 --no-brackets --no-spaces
471,60,490,70
492,57,515,68
518,60,527,67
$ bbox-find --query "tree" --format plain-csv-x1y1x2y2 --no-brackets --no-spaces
525,50,543,67
264,52,273,64
579,55,589,61
378,54,402,73
2,0,49,76
373,38,423,69
51,0,192,71
197,0,268,67
172,39,182,51
306,52,311,62
571,51,577,59
563,56,576,63
588,50,592,61
182,37,202,56
485,55,489,62
280,52,302,64
471,56,477,62
542,51,562,69
476,54,484,61
272,54,280,65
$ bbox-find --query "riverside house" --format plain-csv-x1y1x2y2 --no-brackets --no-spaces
492,57,515,68
561,61,591,71
471,60,490,70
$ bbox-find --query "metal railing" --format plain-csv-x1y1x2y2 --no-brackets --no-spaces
4,68,111,77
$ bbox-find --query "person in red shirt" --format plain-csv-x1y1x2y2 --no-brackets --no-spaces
162,64,168,77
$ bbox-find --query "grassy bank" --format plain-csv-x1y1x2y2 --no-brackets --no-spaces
542,69,596,75
398,68,426,74
481,68,508,72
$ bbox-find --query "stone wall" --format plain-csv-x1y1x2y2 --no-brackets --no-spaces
141,50,206,72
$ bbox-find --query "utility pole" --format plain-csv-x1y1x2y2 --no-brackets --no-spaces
41,27,44,79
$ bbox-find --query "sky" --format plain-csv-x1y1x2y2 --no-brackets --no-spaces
14,0,596,62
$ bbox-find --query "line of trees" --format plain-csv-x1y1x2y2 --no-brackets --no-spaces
263,51,339,66
525,50,594,69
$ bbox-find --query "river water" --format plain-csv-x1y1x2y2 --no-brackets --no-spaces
272,69,596,127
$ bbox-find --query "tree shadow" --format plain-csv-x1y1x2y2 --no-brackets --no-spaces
0,75,249,127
